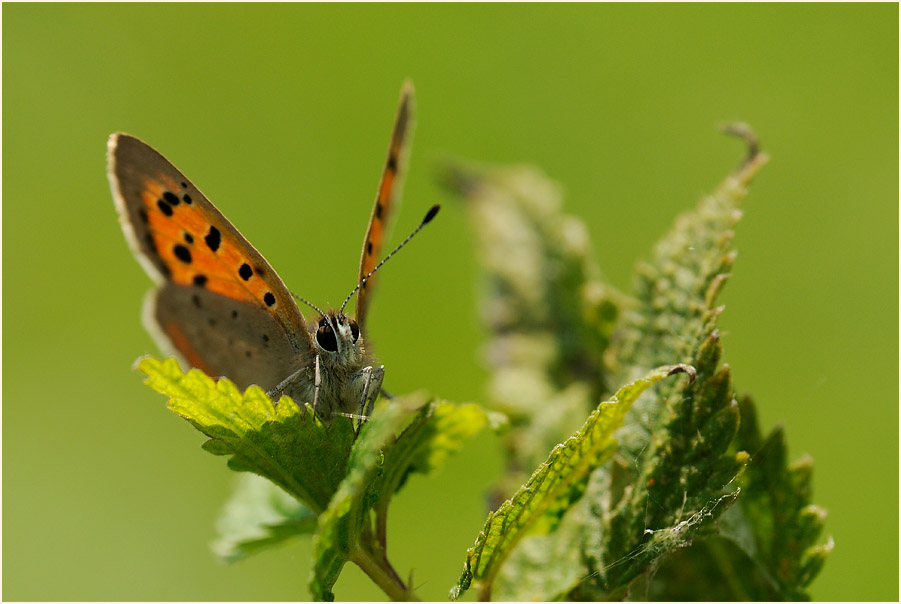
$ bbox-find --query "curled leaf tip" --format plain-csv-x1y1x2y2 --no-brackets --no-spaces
719,121,760,167
667,363,697,383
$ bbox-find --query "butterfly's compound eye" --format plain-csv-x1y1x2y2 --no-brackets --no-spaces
316,324,338,352
349,319,360,342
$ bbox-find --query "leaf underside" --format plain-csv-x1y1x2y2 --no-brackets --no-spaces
212,473,317,564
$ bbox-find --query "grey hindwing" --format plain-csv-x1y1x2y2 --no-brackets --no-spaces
148,282,309,392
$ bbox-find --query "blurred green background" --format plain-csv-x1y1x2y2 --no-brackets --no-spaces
3,4,897,601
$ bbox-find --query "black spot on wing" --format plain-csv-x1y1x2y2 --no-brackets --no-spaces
205,226,221,252
173,244,192,264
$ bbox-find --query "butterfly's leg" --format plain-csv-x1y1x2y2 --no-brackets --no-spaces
353,365,385,432
358,365,385,421
312,354,322,414
354,366,373,433
267,357,318,413
268,368,305,401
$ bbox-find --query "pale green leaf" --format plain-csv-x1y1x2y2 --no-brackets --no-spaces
380,401,492,497
138,356,355,515
212,473,316,564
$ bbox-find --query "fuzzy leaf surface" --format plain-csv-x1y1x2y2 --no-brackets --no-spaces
139,357,356,515
575,148,769,598
718,395,833,599
451,365,693,601
442,161,621,480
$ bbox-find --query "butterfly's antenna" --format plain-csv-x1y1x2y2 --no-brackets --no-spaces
340,204,440,314
291,292,328,319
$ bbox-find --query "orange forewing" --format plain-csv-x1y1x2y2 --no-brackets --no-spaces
109,133,309,351
139,175,272,306
355,80,415,327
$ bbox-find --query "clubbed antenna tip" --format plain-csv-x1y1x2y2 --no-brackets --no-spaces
339,204,442,313
423,204,440,224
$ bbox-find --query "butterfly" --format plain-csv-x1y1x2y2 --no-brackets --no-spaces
108,81,438,420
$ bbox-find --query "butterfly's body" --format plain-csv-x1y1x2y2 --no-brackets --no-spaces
111,82,424,420
267,311,385,417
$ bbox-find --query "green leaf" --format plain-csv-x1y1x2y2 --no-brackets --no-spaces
380,400,492,498
138,357,355,515
310,395,426,601
717,395,833,599
612,151,769,423
492,492,592,601
441,161,621,476
212,473,317,563
310,397,493,601
450,365,693,601
574,144,769,598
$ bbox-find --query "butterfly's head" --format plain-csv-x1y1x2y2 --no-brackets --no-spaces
314,310,363,363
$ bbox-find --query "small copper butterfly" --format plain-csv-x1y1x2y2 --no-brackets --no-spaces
108,81,438,420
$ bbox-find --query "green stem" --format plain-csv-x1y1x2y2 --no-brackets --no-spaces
375,499,390,552
351,547,420,602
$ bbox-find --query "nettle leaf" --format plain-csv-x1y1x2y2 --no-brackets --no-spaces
445,133,824,601
722,395,833,599
492,492,589,601
573,146,771,598
442,162,621,478
628,396,833,601
138,357,354,515
451,365,694,601
379,401,494,498
142,357,493,600
212,473,317,563
310,395,428,601
312,397,494,601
